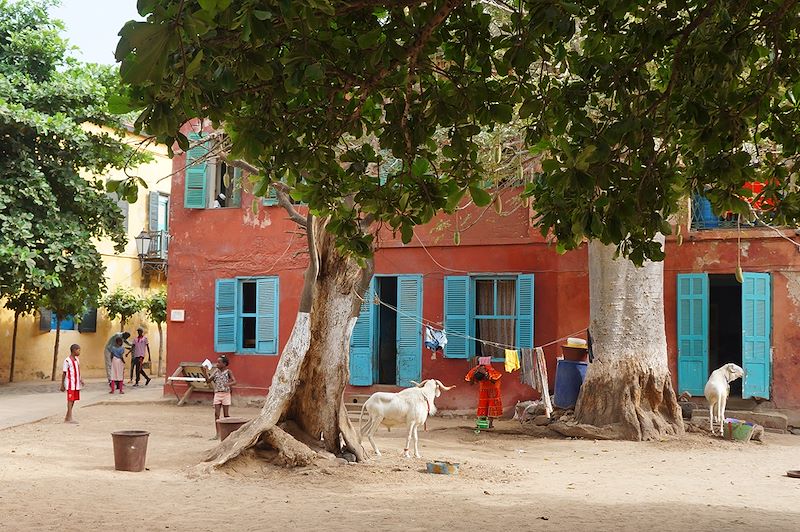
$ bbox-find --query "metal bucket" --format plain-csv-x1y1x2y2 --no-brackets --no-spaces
111,430,150,472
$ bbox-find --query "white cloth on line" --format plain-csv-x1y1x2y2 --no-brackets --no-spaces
424,327,448,351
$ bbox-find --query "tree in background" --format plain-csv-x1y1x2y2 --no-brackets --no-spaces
0,0,144,379
144,289,167,376
117,0,800,463
3,290,39,383
101,287,143,333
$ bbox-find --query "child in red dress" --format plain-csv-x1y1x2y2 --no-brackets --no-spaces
465,356,503,427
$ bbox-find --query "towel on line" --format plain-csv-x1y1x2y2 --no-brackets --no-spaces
504,349,520,372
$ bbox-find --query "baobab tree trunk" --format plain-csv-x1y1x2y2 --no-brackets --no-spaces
570,237,683,440
50,319,62,381
156,321,164,376
204,216,372,468
9,311,19,383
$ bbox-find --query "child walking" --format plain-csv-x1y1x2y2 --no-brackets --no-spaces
465,356,503,428
109,337,126,394
202,356,237,437
60,344,84,423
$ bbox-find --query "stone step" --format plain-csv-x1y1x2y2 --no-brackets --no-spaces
692,410,788,431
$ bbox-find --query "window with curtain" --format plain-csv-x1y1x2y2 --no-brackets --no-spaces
474,278,516,359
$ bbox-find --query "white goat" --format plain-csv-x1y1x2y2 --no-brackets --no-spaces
704,363,745,435
359,379,455,458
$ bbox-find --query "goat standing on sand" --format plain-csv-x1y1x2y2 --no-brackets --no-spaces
704,363,745,435
359,379,455,458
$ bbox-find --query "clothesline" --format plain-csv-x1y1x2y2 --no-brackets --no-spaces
357,291,587,353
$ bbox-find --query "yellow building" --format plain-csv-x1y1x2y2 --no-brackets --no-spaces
0,129,171,382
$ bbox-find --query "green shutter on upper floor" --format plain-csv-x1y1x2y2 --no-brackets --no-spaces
184,133,208,209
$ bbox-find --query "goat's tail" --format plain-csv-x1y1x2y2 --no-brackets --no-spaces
358,400,369,442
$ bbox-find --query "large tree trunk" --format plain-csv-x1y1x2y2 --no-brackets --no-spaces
50,319,62,381
204,216,372,468
9,311,19,383
156,321,164,376
570,237,683,441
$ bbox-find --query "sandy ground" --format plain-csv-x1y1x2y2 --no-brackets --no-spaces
1,401,799,532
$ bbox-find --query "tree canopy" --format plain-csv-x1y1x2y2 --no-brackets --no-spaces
0,0,144,312
118,1,800,263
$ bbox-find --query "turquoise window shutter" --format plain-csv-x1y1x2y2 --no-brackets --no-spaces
444,276,470,358
263,185,279,206
184,133,208,208
256,277,279,354
516,274,535,349
349,279,375,385
676,274,709,396
396,275,423,387
214,279,237,352
742,272,771,399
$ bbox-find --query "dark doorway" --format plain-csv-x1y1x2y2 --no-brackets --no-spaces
709,274,743,396
376,276,398,385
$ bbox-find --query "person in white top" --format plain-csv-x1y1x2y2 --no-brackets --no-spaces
60,344,84,424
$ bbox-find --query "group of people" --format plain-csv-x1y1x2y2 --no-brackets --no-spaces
103,328,152,393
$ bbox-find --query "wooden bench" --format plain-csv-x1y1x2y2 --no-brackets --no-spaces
167,362,213,406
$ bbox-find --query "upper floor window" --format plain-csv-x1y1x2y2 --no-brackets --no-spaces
184,133,242,209
214,277,279,354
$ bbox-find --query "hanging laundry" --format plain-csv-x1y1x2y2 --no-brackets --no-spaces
504,349,520,372
534,347,553,417
519,348,536,389
424,326,448,352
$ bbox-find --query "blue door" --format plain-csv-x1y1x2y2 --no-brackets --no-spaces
349,279,375,386
677,274,709,396
396,275,423,387
742,273,771,399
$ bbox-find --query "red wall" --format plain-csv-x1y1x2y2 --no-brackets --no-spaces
166,121,800,410
664,231,800,408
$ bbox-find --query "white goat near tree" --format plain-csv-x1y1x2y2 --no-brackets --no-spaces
359,379,455,458
704,363,745,435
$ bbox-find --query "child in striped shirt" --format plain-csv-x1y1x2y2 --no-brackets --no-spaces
60,344,84,424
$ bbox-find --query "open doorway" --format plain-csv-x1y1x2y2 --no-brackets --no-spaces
376,276,398,385
709,274,743,396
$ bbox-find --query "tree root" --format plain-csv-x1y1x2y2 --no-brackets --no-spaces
548,421,626,440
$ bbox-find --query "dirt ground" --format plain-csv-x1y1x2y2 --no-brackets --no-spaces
1,401,799,532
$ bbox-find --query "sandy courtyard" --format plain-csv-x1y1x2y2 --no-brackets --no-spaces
1,400,799,532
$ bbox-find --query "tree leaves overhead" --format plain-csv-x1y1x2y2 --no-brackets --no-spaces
0,0,142,315
119,0,800,263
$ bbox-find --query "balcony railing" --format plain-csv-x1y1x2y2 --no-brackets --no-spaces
690,195,770,231
137,230,169,278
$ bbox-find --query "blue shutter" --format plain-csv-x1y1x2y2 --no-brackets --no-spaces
256,277,279,354
349,279,375,386
214,279,237,352
396,275,423,387
516,274,534,349
676,274,709,396
444,276,470,358
184,133,208,208
742,273,771,399
263,185,279,206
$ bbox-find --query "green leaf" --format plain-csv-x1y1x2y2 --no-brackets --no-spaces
305,63,324,81
469,186,492,207
185,50,204,78
400,224,413,244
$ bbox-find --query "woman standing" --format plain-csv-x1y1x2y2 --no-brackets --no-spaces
465,356,503,427
109,337,126,394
